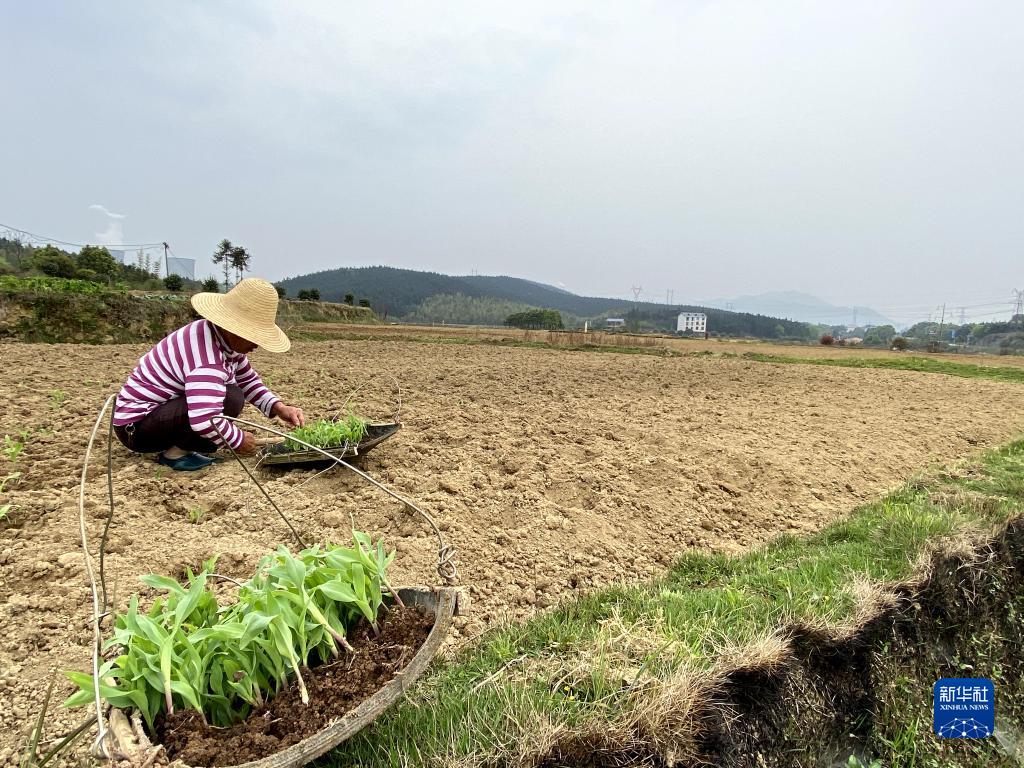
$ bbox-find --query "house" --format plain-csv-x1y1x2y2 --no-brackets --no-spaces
676,312,707,334
606,318,625,329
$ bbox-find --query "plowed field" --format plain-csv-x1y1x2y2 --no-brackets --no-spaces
1,339,1022,761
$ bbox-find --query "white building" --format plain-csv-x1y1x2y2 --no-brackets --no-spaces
677,312,707,334
606,318,625,329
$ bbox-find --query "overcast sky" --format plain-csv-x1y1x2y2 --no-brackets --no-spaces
1,1,1021,323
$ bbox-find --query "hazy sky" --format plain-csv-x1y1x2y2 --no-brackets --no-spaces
2,1,1021,323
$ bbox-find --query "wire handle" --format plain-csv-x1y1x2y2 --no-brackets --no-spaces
78,395,459,759
222,415,458,584
78,395,115,758
334,373,403,425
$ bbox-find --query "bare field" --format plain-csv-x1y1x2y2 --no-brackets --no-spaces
1,339,1023,758
291,321,1024,368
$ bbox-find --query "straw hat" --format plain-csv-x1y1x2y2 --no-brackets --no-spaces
191,278,291,353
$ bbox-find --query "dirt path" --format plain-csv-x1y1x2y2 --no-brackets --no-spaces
1,339,1022,761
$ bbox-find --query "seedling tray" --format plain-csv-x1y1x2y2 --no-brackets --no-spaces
261,423,402,467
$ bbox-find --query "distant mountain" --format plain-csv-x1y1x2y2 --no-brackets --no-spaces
277,266,819,339
278,266,644,318
702,291,893,327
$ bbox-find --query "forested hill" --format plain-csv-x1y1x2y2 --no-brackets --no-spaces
276,266,817,338
278,267,595,316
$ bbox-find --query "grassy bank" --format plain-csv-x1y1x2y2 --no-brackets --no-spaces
735,351,1024,385
326,441,1024,767
0,289,195,343
0,291,377,344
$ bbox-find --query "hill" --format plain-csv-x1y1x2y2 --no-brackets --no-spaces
703,290,894,327
277,266,818,339
277,267,622,318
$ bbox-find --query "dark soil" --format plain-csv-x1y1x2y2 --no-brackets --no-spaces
536,518,1024,767
156,605,435,766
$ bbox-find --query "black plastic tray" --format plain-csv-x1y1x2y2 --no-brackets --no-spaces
260,423,402,467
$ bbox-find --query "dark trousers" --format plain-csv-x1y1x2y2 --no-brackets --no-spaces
114,385,245,454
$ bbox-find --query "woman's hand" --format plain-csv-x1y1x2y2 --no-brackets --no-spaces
272,402,306,428
237,431,259,455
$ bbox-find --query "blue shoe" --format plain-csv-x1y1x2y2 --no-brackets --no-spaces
156,452,217,471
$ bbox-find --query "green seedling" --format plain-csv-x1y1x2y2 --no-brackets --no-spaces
2,435,25,463
0,473,19,519
19,673,94,768
284,414,368,451
50,390,67,410
65,532,395,728
0,472,20,493
186,507,205,525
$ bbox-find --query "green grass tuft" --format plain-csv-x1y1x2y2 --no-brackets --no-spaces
736,352,1024,385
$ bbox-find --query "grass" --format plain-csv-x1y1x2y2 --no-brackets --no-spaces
733,352,1024,385
323,440,1024,767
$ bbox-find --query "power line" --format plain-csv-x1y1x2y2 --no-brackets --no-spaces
0,221,165,250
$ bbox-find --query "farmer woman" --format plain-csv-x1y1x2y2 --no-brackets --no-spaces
112,277,306,471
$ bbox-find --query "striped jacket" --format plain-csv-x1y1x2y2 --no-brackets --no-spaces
113,319,279,448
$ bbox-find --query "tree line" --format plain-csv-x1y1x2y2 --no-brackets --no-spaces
0,237,168,289
0,235,264,295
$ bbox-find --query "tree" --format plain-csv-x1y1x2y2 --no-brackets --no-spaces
820,334,835,346
201,277,220,293
275,285,286,298
297,288,320,301
33,246,76,278
163,274,184,292
343,293,354,305
773,324,786,338
863,324,896,347
75,268,99,282
230,245,252,284
505,308,563,330
891,336,908,351
77,245,119,278
212,239,234,291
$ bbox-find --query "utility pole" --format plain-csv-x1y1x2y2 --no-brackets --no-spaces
958,307,966,325
631,286,643,302
937,302,946,344
163,242,170,280
1013,289,1024,320
665,289,674,305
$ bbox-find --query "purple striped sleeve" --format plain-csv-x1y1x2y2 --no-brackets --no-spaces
233,357,280,417
185,366,243,448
